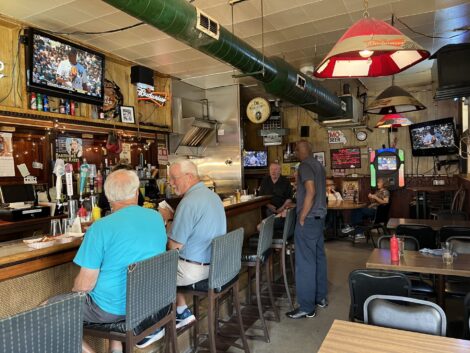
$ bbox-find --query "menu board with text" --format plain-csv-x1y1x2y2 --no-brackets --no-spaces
330,148,361,169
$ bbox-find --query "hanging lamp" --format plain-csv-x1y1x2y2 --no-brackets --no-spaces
313,1,430,78
374,113,413,128
366,85,426,114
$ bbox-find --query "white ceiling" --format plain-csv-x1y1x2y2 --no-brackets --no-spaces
1,0,470,92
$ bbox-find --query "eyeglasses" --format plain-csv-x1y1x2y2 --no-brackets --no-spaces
169,173,188,182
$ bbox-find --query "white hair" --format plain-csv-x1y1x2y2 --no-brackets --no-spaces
104,169,139,202
171,159,199,177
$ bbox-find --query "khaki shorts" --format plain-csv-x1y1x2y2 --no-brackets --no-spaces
177,259,210,286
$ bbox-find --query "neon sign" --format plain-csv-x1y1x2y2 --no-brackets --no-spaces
136,82,170,107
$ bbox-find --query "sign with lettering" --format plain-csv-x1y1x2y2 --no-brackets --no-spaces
137,82,170,107
328,130,347,144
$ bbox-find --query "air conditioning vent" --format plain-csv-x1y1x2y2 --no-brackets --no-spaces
196,9,220,40
296,74,306,90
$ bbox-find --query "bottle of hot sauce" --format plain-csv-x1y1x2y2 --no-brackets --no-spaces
390,234,399,263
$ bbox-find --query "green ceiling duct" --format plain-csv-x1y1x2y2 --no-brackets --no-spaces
104,0,343,117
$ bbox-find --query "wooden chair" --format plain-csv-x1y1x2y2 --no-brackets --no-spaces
364,294,447,336
84,250,179,353
0,293,85,353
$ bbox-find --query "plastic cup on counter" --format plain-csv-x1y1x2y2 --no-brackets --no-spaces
50,219,62,237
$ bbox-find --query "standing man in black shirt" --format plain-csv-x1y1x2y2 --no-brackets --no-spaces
259,162,293,216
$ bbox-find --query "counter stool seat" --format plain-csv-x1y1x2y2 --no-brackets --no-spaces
84,250,179,353
178,228,249,353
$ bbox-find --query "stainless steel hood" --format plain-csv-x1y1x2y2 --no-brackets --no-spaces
170,97,219,156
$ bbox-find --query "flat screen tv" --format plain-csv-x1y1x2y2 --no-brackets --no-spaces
243,151,268,168
330,147,361,169
27,28,105,105
409,117,458,156
377,155,398,171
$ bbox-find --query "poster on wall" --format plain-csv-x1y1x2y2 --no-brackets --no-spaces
157,146,168,164
119,143,131,164
328,130,347,144
0,132,14,177
341,180,359,201
313,151,325,167
56,136,83,162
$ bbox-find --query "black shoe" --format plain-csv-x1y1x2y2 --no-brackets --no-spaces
286,307,316,319
317,299,328,308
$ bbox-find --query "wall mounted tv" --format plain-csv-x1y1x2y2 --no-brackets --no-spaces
330,147,361,169
243,150,268,168
27,28,105,105
409,117,458,156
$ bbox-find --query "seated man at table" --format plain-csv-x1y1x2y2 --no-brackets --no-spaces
259,162,293,218
342,178,389,239
159,160,226,329
55,169,167,353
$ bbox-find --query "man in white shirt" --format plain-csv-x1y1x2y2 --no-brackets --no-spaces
56,48,89,92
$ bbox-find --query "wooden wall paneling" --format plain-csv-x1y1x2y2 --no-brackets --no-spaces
0,25,24,109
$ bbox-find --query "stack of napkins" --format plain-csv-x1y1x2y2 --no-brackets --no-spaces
419,248,444,256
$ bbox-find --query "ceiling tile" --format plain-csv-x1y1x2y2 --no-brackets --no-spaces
21,14,69,32
24,4,93,29
303,0,348,20
391,0,436,17
342,0,399,12
97,11,142,27
265,7,310,30
101,31,147,50
312,14,353,33
1,0,75,19
233,18,276,38
204,4,234,26
69,0,117,17
126,24,169,42
61,19,119,35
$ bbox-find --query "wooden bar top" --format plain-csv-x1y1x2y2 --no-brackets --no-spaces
0,197,270,281
387,218,470,231
366,249,470,277
318,320,470,353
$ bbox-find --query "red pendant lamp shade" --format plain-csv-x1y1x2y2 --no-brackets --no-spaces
375,113,413,128
314,18,430,78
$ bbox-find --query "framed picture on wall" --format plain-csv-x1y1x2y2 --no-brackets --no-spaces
119,105,135,124
313,151,325,167
283,142,299,163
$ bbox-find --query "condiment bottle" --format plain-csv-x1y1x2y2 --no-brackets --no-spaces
235,189,241,203
30,92,37,110
92,205,101,221
390,234,399,263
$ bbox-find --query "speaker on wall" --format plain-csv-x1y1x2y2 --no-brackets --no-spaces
300,125,309,137
131,65,154,86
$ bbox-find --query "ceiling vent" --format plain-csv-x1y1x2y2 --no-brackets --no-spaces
196,9,220,40
296,74,306,90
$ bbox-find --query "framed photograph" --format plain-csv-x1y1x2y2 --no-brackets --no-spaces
283,142,299,163
119,105,135,124
313,151,325,167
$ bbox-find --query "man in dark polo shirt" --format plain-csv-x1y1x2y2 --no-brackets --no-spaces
259,162,293,217
286,140,328,319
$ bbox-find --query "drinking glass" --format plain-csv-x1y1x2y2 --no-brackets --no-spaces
61,218,71,235
442,249,453,265
398,238,405,257
50,219,62,237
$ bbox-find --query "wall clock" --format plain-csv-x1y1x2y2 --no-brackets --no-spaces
356,131,368,142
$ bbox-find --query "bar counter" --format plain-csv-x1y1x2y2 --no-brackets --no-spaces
0,195,270,319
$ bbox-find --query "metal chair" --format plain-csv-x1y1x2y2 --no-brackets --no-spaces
363,202,391,247
364,294,447,336
348,269,411,322
377,235,434,297
435,210,468,221
249,208,296,310
178,228,250,353
439,226,470,243
464,292,470,339
84,250,179,353
242,214,279,342
0,292,85,353
396,224,436,249
444,237,470,297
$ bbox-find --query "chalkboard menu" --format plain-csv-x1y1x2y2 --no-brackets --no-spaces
330,148,361,169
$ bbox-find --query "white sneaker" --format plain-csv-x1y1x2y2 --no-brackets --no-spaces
355,233,365,239
342,225,354,233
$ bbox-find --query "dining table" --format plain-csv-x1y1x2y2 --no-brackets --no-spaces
407,185,459,218
327,200,367,239
387,217,470,232
366,248,470,308
318,319,470,353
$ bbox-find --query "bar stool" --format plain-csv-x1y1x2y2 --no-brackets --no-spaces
249,208,296,310
0,292,85,353
178,228,250,353
84,250,179,353
242,214,280,343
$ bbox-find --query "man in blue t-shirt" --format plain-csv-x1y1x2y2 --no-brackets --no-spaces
72,169,167,352
159,160,226,330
